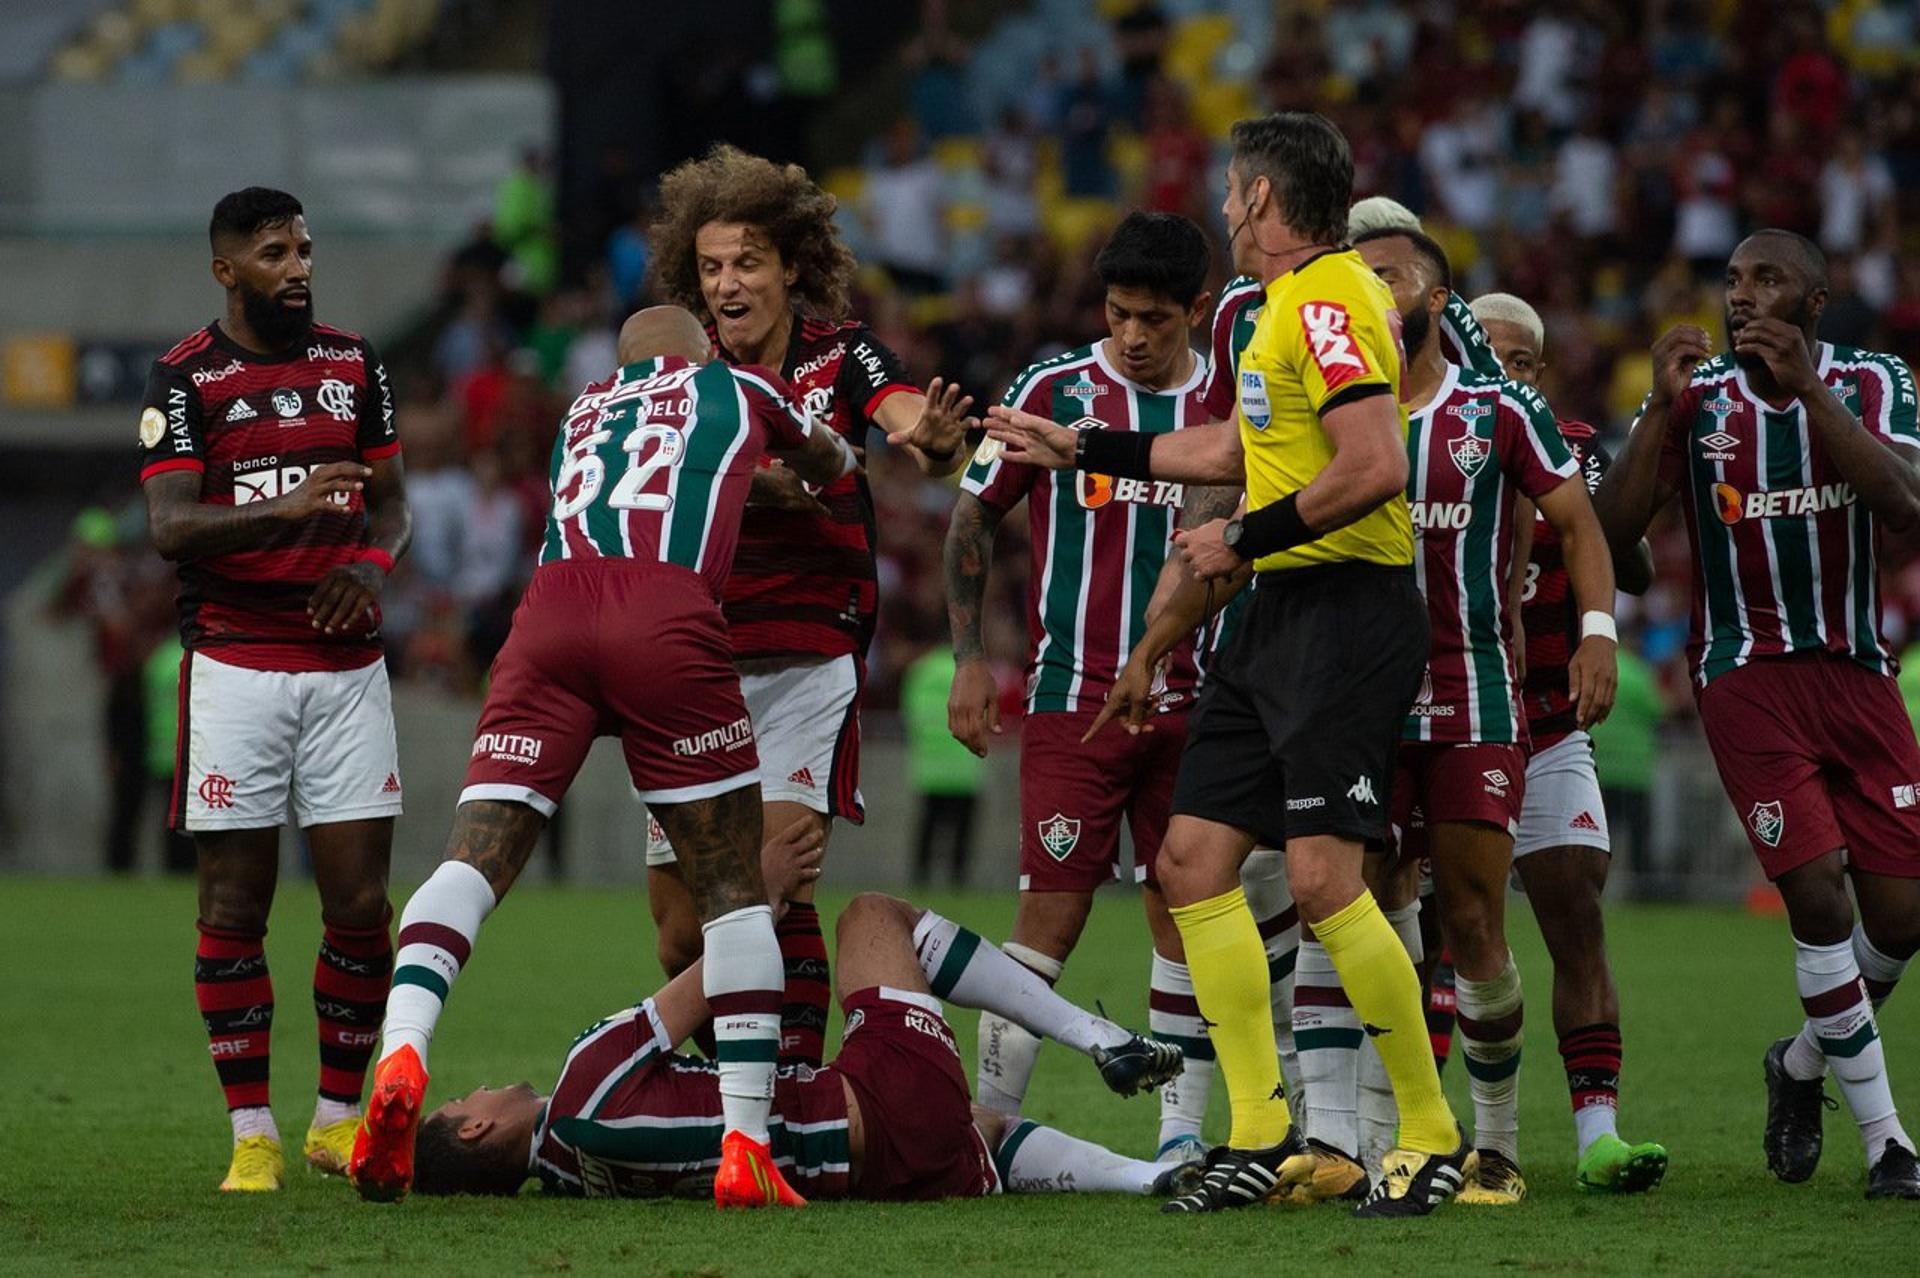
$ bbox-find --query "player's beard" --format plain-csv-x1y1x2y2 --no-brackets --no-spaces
239,280,314,351
1400,301,1433,362
1729,295,1811,373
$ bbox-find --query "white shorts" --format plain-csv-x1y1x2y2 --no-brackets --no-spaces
1513,731,1610,857
644,654,861,867
177,652,402,832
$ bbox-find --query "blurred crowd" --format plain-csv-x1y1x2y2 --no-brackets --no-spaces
54,0,1920,875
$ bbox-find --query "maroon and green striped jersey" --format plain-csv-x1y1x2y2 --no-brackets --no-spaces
1650,343,1920,689
1202,274,1265,420
963,342,1206,715
539,358,812,597
1405,365,1579,744
531,999,852,1199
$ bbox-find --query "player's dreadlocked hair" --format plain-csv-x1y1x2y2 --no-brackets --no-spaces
209,187,304,251
649,144,857,323
412,1113,526,1197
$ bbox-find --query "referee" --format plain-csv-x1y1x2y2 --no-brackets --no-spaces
985,112,1464,1218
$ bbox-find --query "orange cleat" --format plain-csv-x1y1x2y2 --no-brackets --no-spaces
713,1130,808,1208
348,1044,428,1203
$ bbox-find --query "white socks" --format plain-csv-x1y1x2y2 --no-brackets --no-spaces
1149,950,1214,1149
230,1105,278,1144
1241,847,1302,1121
913,916,1124,1057
1358,901,1422,1172
1789,936,1912,1166
995,1119,1167,1194
1293,940,1360,1156
380,860,497,1071
702,904,784,1145
1456,953,1524,1161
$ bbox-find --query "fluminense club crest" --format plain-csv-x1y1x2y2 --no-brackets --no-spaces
1748,800,1785,849
1038,813,1081,861
1448,430,1489,479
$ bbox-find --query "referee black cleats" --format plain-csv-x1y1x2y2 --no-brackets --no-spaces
1094,1033,1185,1098
1866,1141,1920,1199
1160,1128,1313,1213
1764,1037,1834,1183
1352,1125,1472,1219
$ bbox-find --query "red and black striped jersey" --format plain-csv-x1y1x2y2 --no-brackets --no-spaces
530,998,852,1199
137,321,399,673
714,315,917,661
1521,420,1606,748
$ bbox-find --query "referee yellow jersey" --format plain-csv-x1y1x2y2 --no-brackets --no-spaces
1234,248,1413,573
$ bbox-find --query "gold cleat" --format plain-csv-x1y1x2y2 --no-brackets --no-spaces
303,1116,361,1176
1455,1149,1527,1205
219,1135,285,1192
1270,1139,1371,1204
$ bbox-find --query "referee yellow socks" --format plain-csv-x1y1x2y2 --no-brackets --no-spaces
1171,888,1291,1148
1315,890,1457,1155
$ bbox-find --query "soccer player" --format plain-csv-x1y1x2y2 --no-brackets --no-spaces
945,211,1242,1162
1594,229,1920,1200
990,112,1466,1217
1351,228,1619,1204
407,888,1188,1202
348,307,859,1209
642,147,974,1061
138,188,412,1192
1472,290,1670,1194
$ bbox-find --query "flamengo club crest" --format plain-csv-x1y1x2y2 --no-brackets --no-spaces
1038,813,1081,861
1749,800,1785,848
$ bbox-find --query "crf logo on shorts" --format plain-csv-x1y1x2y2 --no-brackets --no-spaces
1299,302,1370,389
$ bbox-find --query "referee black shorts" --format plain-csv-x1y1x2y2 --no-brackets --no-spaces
1171,561,1428,849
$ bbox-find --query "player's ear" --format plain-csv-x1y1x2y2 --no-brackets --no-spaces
1189,291,1213,330
1805,286,1828,328
211,255,236,291
457,1116,496,1143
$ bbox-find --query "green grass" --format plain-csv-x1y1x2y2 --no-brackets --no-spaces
4,877,1916,1275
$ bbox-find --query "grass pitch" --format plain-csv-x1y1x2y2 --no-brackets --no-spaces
5,876,1917,1275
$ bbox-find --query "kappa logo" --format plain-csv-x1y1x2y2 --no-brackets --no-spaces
271,388,302,418
1448,430,1490,479
1569,810,1602,832
1038,812,1081,860
1347,775,1379,805
1749,799,1785,848
1299,302,1368,389
226,398,258,422
317,378,356,422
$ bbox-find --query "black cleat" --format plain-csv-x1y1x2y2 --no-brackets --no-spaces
1150,1157,1208,1200
1352,1126,1472,1218
1764,1037,1834,1183
1094,1033,1185,1097
1866,1141,1920,1200
1161,1129,1312,1213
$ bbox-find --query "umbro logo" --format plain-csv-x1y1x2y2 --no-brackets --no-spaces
786,766,817,789
226,398,257,422
1347,776,1379,805
1699,429,1739,462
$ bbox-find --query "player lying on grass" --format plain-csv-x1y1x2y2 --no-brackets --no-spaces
408,881,1190,1202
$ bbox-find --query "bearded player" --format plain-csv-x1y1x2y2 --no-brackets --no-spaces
139,188,412,1192
1595,230,1920,1199
1353,226,1619,1205
1471,291,1669,1194
349,307,858,1208
642,148,973,1063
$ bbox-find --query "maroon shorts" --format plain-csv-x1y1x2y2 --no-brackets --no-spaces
1698,652,1920,880
1392,742,1528,846
1018,708,1188,892
833,988,997,1201
461,560,759,814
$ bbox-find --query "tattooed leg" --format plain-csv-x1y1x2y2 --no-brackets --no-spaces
651,785,765,923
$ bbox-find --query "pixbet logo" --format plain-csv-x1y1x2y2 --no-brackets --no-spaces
192,359,242,386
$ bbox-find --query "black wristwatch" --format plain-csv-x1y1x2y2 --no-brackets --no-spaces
1222,518,1248,558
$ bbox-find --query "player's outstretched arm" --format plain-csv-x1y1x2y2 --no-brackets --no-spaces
1536,474,1618,728
875,377,977,477
1592,325,1704,554
944,490,1007,757
144,461,368,561
308,451,413,635
986,407,1245,483
775,418,859,489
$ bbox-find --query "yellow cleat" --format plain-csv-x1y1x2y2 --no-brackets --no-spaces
219,1135,285,1192
1456,1149,1527,1205
304,1117,361,1177
1270,1139,1371,1205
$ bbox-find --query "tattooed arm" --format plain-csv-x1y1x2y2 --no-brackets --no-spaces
945,489,1008,757
1145,483,1247,625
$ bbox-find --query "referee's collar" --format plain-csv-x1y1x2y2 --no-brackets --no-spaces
1275,244,1351,284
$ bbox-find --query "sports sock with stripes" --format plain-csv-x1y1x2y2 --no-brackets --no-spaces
195,921,276,1143
1293,939,1360,1155
775,903,829,1069
1854,923,1907,1009
1172,888,1292,1148
1791,937,1913,1165
313,915,392,1119
1313,890,1456,1155
1150,950,1214,1148
1456,953,1524,1161
702,903,784,1145
1559,1023,1622,1157
1359,902,1423,1171
994,1118,1168,1194
1242,848,1303,1116
1427,948,1458,1071
381,860,497,1071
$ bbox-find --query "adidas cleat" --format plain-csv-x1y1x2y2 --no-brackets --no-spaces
1094,1033,1184,1097
219,1135,285,1192
1456,1149,1527,1205
349,1045,428,1203
1151,1158,1209,1199
1576,1132,1668,1193
1763,1037,1832,1184
303,1116,360,1177
713,1131,807,1208
1161,1128,1312,1213
1866,1140,1920,1200
1353,1126,1471,1218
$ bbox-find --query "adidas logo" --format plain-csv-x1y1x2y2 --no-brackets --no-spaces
226,398,258,422
380,772,402,795
1569,810,1601,832
1346,775,1378,805
786,766,817,789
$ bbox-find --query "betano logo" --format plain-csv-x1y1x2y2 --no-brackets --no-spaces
1410,501,1472,532
1076,471,1184,510
1712,482,1856,525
